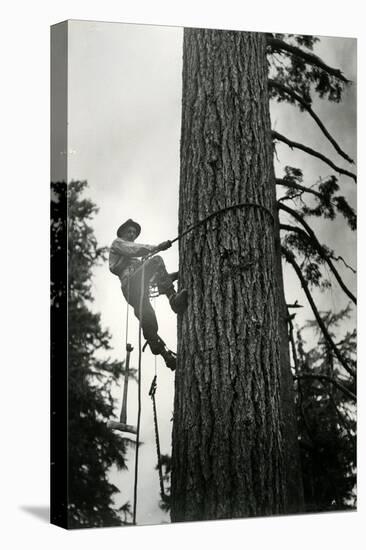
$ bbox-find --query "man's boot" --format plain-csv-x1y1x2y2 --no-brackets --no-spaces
160,347,176,371
148,336,165,356
169,271,179,283
168,288,188,314
154,271,187,314
146,336,176,371
154,269,177,293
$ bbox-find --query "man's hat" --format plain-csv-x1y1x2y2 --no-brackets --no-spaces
117,218,141,238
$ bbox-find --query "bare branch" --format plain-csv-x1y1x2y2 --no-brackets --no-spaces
293,373,356,401
279,203,356,305
266,37,350,83
281,246,356,379
287,302,304,309
269,80,354,164
330,254,356,274
273,131,357,183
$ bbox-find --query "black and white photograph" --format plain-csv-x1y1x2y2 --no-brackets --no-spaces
51,19,356,529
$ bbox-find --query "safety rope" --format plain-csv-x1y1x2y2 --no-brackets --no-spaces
125,276,130,348
132,262,145,525
169,200,274,246
153,296,157,376
127,201,274,282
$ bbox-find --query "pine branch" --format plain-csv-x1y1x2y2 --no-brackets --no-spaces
269,80,354,164
330,396,356,444
267,37,350,84
276,175,357,231
273,131,357,183
279,212,357,305
293,373,356,401
281,246,356,379
276,178,323,201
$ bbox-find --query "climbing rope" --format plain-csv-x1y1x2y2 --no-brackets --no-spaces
132,261,145,525
169,200,274,245
125,276,130,348
127,200,275,280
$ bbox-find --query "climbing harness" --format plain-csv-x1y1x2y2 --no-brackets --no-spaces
109,199,275,524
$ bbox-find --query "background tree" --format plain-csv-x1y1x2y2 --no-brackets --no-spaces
171,29,356,522
270,33,356,513
291,307,356,511
51,180,133,528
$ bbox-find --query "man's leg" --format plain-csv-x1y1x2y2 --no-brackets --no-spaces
123,280,158,342
122,277,176,370
144,256,188,314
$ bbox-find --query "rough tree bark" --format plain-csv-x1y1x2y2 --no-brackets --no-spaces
171,29,299,521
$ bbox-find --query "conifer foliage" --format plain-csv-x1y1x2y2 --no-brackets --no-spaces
268,32,357,511
267,34,357,512
292,307,356,511
51,180,132,528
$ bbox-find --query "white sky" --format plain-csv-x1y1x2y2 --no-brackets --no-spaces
67,20,356,526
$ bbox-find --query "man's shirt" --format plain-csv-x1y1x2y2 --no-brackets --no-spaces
109,238,155,286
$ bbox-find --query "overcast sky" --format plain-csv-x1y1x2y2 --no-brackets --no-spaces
67,20,356,526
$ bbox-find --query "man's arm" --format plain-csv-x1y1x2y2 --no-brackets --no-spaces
110,238,156,258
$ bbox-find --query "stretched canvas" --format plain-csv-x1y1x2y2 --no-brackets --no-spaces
51,19,357,529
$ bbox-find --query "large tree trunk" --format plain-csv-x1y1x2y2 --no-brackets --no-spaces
171,29,289,521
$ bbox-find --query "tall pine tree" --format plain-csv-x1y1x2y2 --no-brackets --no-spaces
51,180,133,528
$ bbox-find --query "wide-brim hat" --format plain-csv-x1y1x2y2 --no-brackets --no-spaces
117,218,141,238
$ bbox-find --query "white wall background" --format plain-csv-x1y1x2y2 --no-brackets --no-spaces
1,1,364,549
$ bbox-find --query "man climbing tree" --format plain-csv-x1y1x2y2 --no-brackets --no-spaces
109,219,188,371
170,29,356,522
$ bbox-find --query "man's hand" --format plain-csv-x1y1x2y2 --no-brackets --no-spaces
156,240,172,252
